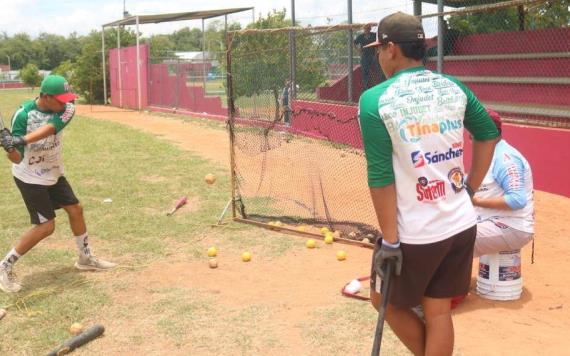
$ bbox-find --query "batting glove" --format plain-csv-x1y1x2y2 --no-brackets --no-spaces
1,129,14,152
374,239,403,279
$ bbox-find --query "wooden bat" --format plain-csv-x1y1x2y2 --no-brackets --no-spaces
166,195,188,216
47,324,105,356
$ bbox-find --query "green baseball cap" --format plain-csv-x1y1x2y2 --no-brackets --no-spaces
40,75,77,103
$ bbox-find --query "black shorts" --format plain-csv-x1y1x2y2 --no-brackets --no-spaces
14,176,79,225
370,225,477,308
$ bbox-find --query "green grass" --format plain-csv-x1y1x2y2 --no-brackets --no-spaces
0,88,401,355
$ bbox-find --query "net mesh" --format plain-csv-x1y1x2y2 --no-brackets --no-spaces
226,0,569,241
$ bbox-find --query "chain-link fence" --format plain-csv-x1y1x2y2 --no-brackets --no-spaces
225,0,568,242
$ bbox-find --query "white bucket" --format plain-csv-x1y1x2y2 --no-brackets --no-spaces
476,250,523,301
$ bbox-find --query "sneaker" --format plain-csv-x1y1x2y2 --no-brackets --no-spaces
75,255,117,271
0,267,22,293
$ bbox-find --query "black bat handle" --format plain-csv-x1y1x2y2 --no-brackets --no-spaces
47,324,105,356
371,260,395,356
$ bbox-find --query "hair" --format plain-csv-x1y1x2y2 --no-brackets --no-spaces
398,41,426,61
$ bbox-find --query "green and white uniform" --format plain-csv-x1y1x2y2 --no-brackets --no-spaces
359,66,498,245
11,100,75,185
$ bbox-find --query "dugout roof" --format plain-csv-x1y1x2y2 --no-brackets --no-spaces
421,0,504,7
103,7,254,27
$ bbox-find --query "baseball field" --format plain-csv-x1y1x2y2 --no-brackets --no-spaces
1,88,569,355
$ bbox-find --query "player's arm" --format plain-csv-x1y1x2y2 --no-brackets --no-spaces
358,92,397,244
24,102,75,144
473,155,527,210
447,76,499,193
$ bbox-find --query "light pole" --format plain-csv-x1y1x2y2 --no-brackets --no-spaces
5,55,10,71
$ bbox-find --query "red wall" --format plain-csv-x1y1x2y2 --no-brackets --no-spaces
147,63,227,116
291,100,570,197
109,45,149,109
453,27,570,55
463,124,570,197
0,82,25,89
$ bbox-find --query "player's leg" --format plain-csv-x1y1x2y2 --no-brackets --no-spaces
474,220,533,257
423,225,477,355
52,177,117,271
0,178,57,293
371,288,426,355
422,296,453,356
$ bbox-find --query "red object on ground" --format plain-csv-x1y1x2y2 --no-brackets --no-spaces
451,294,467,309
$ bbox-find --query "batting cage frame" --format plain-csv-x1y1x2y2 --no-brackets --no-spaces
224,0,570,246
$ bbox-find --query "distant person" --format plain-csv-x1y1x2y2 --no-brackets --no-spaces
279,79,292,126
0,74,117,294
354,24,382,90
472,109,534,257
358,12,498,355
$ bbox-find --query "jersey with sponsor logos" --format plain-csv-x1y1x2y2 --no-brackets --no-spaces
11,100,75,185
359,66,498,244
474,139,534,233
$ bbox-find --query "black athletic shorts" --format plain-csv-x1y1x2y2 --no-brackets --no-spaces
14,176,79,225
370,225,477,308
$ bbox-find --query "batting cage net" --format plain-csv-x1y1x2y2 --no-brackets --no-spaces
225,0,569,243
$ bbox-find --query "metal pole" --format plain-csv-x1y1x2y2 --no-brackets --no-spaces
117,26,123,107
202,19,206,92
5,55,10,71
347,0,353,102
290,0,296,98
101,28,107,105
437,0,444,73
136,16,141,110
413,0,422,16
225,32,237,219
252,8,255,23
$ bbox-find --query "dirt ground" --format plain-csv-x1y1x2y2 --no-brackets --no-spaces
76,105,570,355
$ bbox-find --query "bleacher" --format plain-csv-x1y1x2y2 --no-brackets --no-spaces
425,26,570,126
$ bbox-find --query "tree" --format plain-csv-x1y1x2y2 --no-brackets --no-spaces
448,1,570,34
230,9,326,120
146,34,175,61
73,27,137,103
51,60,76,84
20,63,42,90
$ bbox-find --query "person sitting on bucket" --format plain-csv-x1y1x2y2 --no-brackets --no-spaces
472,109,535,257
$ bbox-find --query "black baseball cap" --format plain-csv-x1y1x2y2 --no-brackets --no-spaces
364,12,425,48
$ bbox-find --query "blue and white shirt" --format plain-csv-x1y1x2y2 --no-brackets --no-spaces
474,139,534,233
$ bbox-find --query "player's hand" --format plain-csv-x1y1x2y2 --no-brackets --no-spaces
11,136,26,147
374,240,403,278
1,128,14,152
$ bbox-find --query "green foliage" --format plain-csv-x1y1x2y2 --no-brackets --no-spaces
147,34,175,60
231,9,326,118
51,60,76,83
73,28,137,103
448,1,570,34
19,63,42,88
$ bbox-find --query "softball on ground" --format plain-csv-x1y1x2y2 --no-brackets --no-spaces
241,252,252,262
274,221,283,227
209,258,218,269
336,250,347,261
362,237,371,244
69,322,84,335
207,246,218,257
297,225,306,232
324,232,334,244
306,239,316,249
320,227,330,235
205,173,217,185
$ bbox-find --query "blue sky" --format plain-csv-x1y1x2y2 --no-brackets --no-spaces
0,0,441,38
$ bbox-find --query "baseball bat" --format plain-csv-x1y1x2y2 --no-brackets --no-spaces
47,324,105,356
166,195,188,216
371,260,395,356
